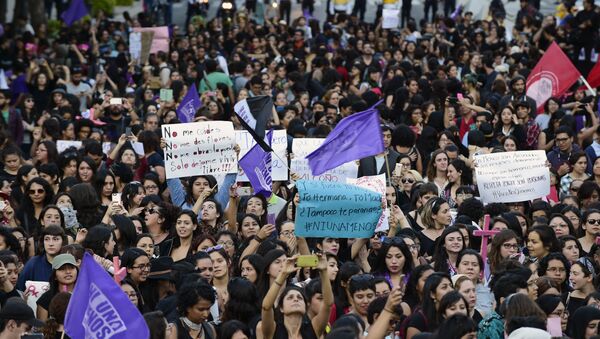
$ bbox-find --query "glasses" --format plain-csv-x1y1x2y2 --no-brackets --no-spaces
205,244,224,253
401,178,415,184
217,240,234,248
408,244,420,251
280,231,294,237
502,243,519,250
587,219,600,225
373,232,387,238
144,185,158,190
555,137,570,143
570,187,580,192
547,267,566,273
28,189,45,195
350,274,375,283
551,310,569,318
132,263,151,270
145,208,159,215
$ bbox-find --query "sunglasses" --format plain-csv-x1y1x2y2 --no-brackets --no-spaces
145,208,159,215
401,178,415,184
205,244,224,253
28,189,45,195
349,274,374,283
587,219,600,225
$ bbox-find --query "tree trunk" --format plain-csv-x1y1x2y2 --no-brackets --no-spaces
28,0,46,30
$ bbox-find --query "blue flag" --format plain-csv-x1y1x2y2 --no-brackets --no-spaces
61,0,89,26
306,106,383,176
65,253,149,339
177,84,202,123
239,130,273,197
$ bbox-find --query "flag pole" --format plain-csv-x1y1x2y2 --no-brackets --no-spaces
580,75,597,97
384,151,391,186
273,152,292,172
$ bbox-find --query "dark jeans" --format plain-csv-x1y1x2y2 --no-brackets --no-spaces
401,0,411,27
424,0,437,22
279,0,291,22
443,0,455,17
352,0,366,21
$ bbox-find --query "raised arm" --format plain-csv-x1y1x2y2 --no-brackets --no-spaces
312,254,334,337
366,287,404,339
259,257,299,339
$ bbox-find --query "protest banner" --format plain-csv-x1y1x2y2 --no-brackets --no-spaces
162,122,237,179
474,150,550,203
295,180,383,238
133,27,169,54
25,281,49,313
291,138,358,182
129,32,141,61
57,140,82,153
65,253,149,339
382,9,400,29
236,130,288,181
140,31,154,65
347,174,389,232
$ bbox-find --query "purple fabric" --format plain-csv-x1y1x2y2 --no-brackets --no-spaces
64,253,149,339
176,84,202,123
239,130,273,197
61,0,89,26
306,105,384,176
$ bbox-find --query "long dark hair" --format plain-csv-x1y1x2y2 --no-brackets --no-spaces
221,277,261,323
421,272,452,331
371,237,414,277
81,225,114,258
93,170,117,201
432,226,465,273
42,292,71,339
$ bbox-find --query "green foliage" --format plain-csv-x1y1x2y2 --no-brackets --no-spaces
91,0,117,15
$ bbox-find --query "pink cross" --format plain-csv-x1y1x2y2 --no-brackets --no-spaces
595,236,600,245
473,215,500,266
113,256,127,284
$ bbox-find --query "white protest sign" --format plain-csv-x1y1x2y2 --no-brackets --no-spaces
25,280,49,313
291,138,358,182
474,150,550,203
382,9,400,29
235,130,288,181
57,140,82,153
129,32,142,61
347,174,389,232
162,122,237,179
102,142,113,155
132,142,145,156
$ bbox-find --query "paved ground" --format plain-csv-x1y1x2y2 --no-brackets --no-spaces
4,0,572,36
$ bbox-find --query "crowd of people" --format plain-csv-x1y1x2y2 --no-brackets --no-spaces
1,0,600,338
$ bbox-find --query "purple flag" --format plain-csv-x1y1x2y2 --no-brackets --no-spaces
176,84,202,123
61,0,89,26
306,106,383,176
65,253,149,339
239,130,273,197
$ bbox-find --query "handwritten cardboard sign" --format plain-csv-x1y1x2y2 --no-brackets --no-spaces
162,122,237,179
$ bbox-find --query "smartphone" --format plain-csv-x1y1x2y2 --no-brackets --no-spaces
126,127,132,137
109,98,122,106
236,187,252,196
112,193,122,203
296,255,318,268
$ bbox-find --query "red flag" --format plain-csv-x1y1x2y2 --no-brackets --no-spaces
587,61,600,89
526,42,581,111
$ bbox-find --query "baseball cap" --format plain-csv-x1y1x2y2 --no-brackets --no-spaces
0,298,44,327
52,253,77,270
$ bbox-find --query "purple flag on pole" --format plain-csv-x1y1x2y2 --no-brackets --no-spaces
239,130,273,197
61,0,89,26
64,252,149,339
306,106,384,176
176,84,202,123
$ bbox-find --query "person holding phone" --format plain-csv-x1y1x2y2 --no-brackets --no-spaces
257,254,332,339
